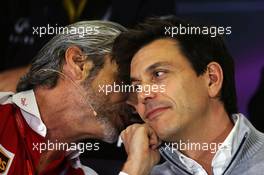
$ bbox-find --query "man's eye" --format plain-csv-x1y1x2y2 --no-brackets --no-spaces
133,84,140,90
154,71,166,77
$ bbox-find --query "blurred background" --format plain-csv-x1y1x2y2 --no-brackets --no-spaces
1,0,264,174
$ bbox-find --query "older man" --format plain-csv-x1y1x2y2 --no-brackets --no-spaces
0,21,128,175
113,17,264,175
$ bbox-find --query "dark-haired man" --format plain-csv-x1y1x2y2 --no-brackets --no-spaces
114,17,264,175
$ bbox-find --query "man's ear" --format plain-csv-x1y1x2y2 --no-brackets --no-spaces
64,46,93,81
206,62,223,98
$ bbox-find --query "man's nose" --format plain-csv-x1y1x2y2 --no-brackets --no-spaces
138,84,156,104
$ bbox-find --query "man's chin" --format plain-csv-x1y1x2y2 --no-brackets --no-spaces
150,125,171,141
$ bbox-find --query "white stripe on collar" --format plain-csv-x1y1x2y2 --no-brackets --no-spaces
12,90,47,137
174,114,245,175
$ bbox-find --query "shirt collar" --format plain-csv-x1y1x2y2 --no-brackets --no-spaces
219,114,240,153
173,114,247,175
210,114,241,173
12,90,47,137
177,151,207,174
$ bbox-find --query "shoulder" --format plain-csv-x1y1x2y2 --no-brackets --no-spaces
0,91,17,131
0,92,14,104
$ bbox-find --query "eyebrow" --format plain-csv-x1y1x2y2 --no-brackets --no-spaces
130,61,172,83
146,61,172,73
130,77,140,83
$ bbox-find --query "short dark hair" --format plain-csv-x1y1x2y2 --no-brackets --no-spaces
112,16,237,116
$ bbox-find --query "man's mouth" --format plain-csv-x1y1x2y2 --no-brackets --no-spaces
145,106,171,121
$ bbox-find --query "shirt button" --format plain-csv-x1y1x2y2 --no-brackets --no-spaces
38,125,44,131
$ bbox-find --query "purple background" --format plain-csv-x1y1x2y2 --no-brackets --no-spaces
176,1,264,116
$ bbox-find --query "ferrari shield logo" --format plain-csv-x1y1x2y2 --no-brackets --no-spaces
0,144,14,175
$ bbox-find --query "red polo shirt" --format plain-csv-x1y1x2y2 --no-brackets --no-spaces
0,91,93,175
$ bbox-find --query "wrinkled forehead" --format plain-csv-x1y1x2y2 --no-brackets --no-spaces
130,39,183,78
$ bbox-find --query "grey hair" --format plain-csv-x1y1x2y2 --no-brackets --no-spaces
16,20,126,92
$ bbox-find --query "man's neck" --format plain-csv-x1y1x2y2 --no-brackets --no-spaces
175,103,234,175
33,84,105,173
34,85,100,143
